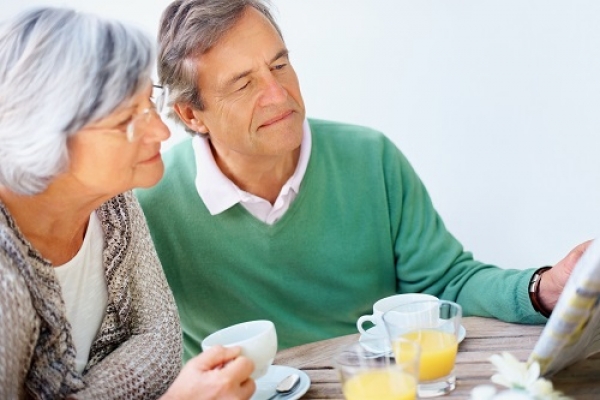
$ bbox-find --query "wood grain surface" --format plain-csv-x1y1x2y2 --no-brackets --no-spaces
273,317,600,399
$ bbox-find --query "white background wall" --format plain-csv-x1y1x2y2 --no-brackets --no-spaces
5,1,600,269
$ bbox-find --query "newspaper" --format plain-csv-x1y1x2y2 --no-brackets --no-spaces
528,238,600,377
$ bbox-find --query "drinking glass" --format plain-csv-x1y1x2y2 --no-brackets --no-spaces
383,299,462,397
333,338,420,400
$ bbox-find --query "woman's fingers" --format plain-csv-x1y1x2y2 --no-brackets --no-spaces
190,345,243,371
222,353,255,381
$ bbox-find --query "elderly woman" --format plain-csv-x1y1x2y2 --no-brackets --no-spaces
0,7,254,400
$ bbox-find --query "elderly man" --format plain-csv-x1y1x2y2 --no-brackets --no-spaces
136,0,587,360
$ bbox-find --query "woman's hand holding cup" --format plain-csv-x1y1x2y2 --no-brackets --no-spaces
201,320,278,379
161,345,255,400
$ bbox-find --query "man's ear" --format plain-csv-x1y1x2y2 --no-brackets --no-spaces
173,103,208,134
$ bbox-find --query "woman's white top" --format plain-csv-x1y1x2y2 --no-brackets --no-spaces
54,213,108,373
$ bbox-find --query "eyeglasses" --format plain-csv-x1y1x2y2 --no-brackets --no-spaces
125,84,169,142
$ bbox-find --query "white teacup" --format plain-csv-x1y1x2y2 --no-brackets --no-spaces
357,293,438,337
201,320,277,379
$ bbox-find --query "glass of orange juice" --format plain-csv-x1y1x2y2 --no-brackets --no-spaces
333,338,420,400
383,299,462,397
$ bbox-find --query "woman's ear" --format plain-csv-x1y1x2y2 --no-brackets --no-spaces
173,103,208,134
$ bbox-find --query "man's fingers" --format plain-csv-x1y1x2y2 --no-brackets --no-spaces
570,240,593,260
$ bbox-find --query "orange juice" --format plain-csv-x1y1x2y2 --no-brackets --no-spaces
400,330,457,381
343,369,417,400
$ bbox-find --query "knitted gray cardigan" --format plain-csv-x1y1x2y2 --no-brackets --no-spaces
0,191,182,399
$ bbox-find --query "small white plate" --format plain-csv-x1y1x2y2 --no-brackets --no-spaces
359,325,467,353
251,365,311,400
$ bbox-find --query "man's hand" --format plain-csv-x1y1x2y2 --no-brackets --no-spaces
539,240,593,312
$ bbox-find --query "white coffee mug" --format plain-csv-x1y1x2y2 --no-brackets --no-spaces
201,320,277,379
357,293,438,336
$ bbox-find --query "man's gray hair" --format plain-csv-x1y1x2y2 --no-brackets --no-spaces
158,0,282,132
0,7,154,195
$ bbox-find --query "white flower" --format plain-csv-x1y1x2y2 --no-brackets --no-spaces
469,352,572,400
470,385,501,400
470,385,535,400
490,352,539,390
529,379,571,400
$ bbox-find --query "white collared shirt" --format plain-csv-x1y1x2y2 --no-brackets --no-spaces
192,120,312,225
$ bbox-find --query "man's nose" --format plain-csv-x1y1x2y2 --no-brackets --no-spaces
257,73,287,107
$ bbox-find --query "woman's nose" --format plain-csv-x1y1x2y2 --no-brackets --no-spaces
145,111,171,143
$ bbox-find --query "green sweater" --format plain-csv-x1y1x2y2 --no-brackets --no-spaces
136,119,544,360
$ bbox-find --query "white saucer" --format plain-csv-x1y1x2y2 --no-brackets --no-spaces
359,325,467,353
251,365,310,400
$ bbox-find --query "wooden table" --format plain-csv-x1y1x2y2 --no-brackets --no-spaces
274,317,600,399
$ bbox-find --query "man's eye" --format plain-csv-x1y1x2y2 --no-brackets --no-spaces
237,82,250,92
273,63,287,71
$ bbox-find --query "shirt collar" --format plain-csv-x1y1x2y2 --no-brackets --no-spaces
193,119,312,215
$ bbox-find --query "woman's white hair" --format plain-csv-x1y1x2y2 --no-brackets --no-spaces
0,7,154,195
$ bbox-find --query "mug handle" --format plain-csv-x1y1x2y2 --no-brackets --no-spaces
356,315,377,335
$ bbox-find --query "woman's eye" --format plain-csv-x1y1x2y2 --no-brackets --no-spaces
115,116,134,130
